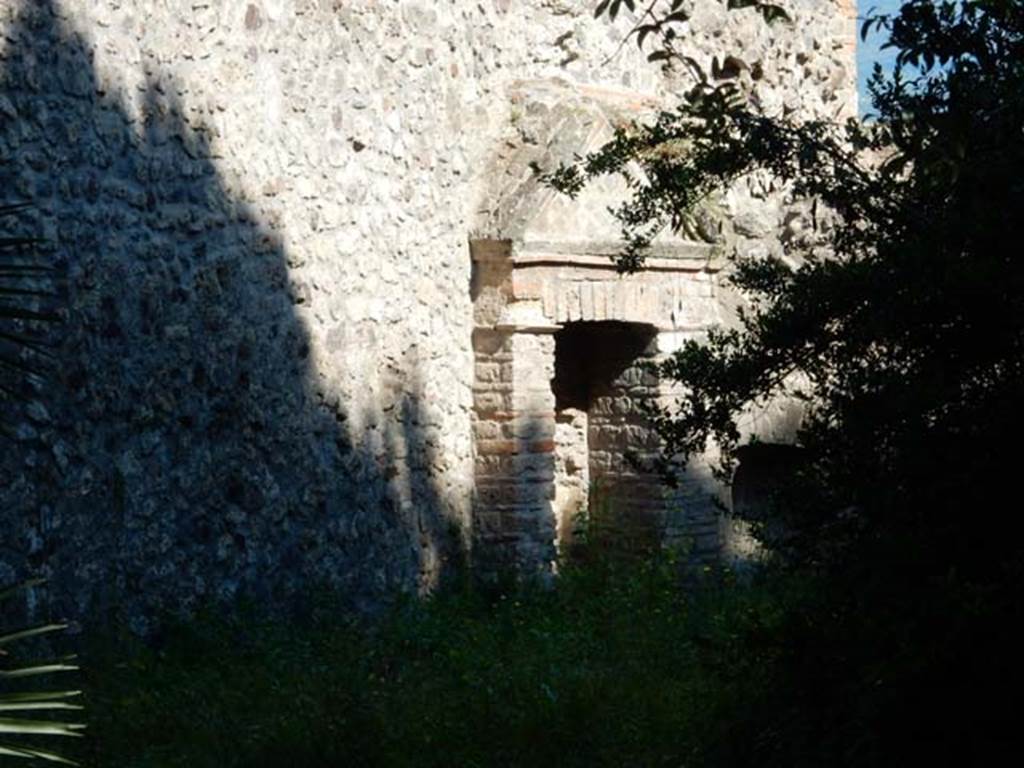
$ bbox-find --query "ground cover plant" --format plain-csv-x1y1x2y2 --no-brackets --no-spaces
79,555,811,768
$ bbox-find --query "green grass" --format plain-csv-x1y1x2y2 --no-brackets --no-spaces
76,558,802,768
63,546,1020,767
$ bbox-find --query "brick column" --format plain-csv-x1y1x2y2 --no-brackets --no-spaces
472,303,560,580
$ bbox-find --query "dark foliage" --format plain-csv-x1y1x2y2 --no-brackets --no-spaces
82,557,802,768
554,0,1024,568
544,0,1024,762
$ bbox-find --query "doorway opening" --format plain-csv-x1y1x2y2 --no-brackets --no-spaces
550,321,663,557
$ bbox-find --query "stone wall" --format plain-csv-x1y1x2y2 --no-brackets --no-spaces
0,0,856,628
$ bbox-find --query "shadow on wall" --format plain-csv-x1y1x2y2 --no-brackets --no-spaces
0,0,460,633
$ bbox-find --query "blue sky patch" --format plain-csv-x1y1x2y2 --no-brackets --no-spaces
857,0,902,113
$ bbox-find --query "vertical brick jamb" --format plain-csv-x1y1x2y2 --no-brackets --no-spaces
470,237,565,579
471,325,514,574
471,268,561,580
503,319,559,577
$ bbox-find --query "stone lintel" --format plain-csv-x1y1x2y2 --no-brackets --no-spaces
470,237,723,273
513,240,722,272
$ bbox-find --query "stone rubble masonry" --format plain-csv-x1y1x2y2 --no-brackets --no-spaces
0,0,855,629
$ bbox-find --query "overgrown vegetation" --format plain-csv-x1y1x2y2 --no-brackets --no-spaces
80,557,812,768
540,0,1024,763
11,2,1023,765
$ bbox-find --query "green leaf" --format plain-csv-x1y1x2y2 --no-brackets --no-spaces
758,4,790,24
861,16,875,41
0,692,81,706
0,303,59,321
0,331,55,357
681,55,708,83
0,355,47,379
0,623,69,648
0,264,51,274
0,703,83,714
0,718,85,737
0,203,33,216
0,661,79,679
0,237,39,249
0,742,80,765
636,23,656,49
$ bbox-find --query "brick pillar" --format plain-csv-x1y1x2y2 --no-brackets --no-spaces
472,303,559,580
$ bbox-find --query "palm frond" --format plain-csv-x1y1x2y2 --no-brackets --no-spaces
0,743,80,764
0,623,72,648
0,198,58,434
0,583,85,766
